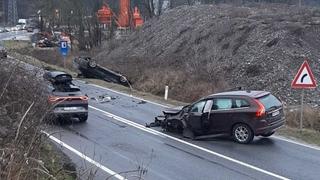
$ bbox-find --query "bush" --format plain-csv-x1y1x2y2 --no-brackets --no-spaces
285,106,320,131
0,60,60,179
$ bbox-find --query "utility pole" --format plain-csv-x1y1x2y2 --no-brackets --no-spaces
0,0,4,25
299,0,302,7
8,0,18,25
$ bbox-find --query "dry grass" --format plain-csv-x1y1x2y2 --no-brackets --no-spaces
0,59,76,180
277,126,320,146
285,105,320,131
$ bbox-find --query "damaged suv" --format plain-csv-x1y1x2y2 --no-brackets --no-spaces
44,71,89,122
149,91,285,144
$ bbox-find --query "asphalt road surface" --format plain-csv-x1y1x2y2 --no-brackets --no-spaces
45,80,320,180
0,30,32,41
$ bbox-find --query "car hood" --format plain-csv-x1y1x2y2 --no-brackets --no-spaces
163,105,188,115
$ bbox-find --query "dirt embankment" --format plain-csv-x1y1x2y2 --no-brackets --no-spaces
96,4,320,105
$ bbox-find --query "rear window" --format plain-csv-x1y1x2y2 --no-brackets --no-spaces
257,95,282,110
53,85,80,92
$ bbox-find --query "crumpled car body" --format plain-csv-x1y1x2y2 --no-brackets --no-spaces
148,105,190,132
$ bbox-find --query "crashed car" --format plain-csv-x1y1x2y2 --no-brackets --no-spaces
44,71,89,122
73,57,129,87
0,46,7,58
27,26,34,32
37,38,55,47
148,90,285,144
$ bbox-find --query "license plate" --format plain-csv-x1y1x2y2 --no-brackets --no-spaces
64,107,78,111
272,110,280,117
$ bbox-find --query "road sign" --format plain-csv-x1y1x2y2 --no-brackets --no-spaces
291,60,317,89
60,41,68,56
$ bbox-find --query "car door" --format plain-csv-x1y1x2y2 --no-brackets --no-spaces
208,98,233,134
187,100,206,132
187,100,213,134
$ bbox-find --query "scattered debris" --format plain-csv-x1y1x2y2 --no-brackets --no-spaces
138,100,147,104
92,94,116,103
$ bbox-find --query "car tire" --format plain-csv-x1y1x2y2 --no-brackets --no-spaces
88,60,97,68
261,131,275,137
120,76,127,83
79,115,88,122
232,123,254,144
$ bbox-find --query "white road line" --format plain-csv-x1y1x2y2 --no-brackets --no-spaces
88,84,172,108
89,105,290,180
41,130,126,180
272,136,320,151
89,83,320,152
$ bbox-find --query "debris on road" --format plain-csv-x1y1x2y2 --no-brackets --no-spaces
92,94,116,103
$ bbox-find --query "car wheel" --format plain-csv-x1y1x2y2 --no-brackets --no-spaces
88,60,97,68
79,115,88,122
261,131,275,137
120,76,127,83
232,123,254,144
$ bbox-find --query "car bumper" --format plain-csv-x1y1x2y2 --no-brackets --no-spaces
254,117,285,135
52,107,88,117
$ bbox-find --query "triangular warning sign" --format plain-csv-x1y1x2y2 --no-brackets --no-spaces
291,60,317,89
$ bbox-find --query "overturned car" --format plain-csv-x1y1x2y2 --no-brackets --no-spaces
73,57,129,87
148,90,285,144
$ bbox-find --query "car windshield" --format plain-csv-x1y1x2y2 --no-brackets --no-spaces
257,94,282,110
53,84,80,92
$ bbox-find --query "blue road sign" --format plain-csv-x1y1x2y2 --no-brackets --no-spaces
60,41,68,56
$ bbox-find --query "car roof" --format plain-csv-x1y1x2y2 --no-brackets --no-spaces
207,91,270,99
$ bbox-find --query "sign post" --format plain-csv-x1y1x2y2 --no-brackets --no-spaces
60,41,68,69
291,60,317,130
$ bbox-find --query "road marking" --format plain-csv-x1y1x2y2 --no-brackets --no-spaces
89,105,290,180
41,130,126,180
88,84,172,108
272,136,320,151
89,83,320,152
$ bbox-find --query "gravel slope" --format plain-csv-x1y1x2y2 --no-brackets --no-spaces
96,4,320,105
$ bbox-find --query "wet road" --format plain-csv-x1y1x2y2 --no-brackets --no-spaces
46,81,320,180
0,30,31,41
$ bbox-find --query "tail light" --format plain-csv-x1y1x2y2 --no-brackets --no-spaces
48,96,89,103
80,96,89,101
254,99,265,117
48,96,63,103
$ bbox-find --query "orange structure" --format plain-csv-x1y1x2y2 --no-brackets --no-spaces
97,4,113,26
118,0,130,28
133,7,143,28
97,1,144,30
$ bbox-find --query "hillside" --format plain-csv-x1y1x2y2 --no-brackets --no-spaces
96,4,320,105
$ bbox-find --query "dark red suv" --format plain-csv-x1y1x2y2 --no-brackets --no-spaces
152,91,285,144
